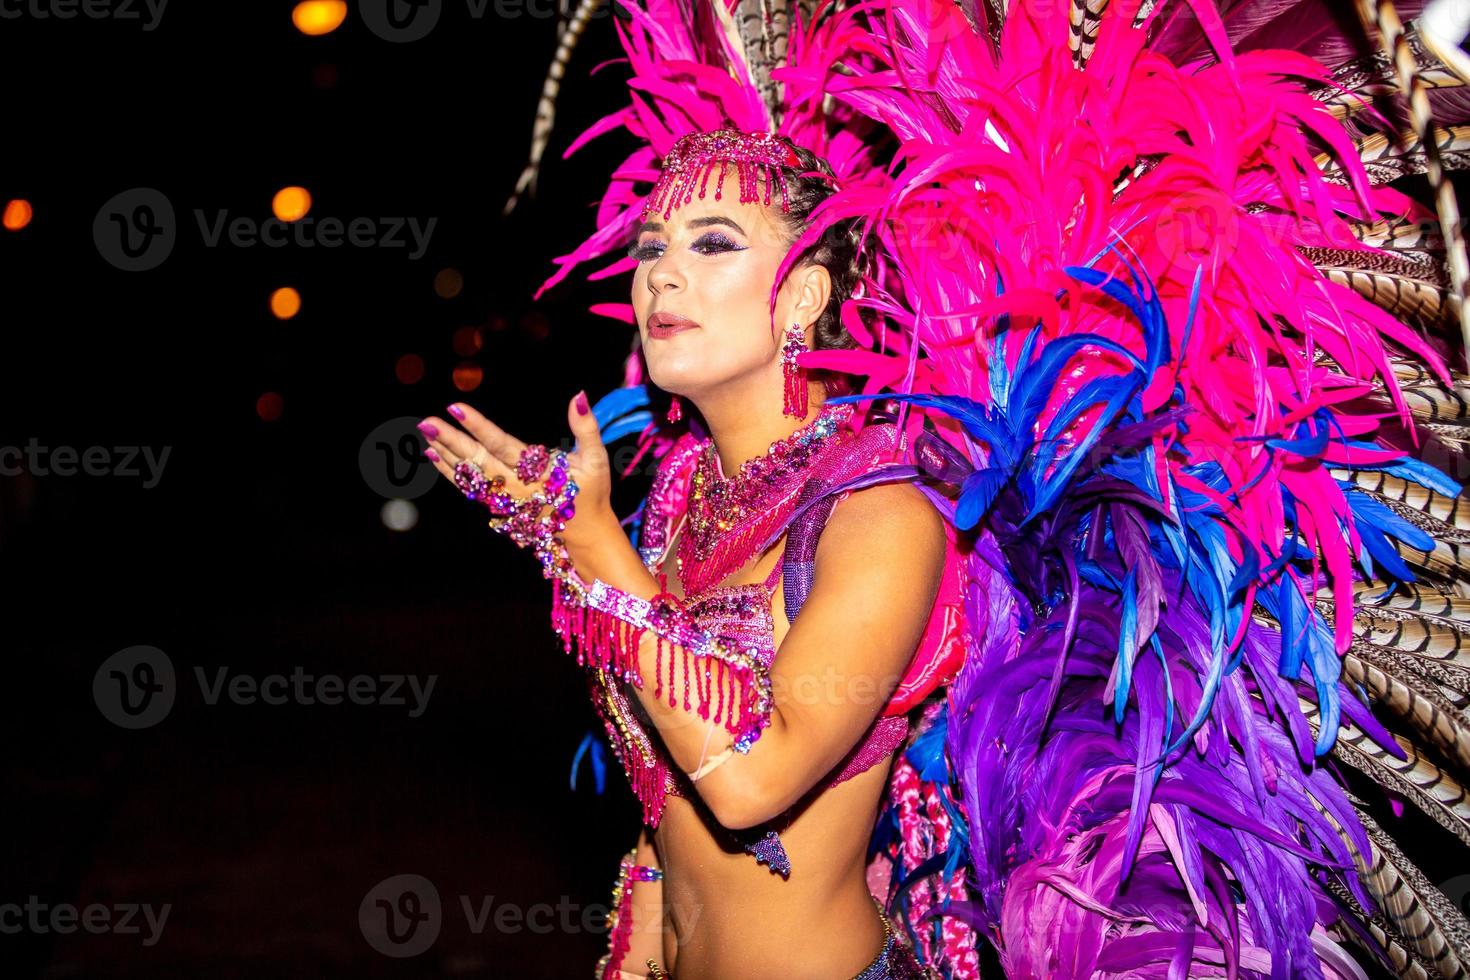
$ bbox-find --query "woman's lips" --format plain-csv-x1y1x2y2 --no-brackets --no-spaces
647,314,700,339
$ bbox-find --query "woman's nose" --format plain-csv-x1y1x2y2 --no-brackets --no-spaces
647,254,684,292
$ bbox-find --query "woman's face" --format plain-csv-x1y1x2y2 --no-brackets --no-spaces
629,168,829,401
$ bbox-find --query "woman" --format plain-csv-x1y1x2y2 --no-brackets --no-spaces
421,0,1470,976
416,131,954,978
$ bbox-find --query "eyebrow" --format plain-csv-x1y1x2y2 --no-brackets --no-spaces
634,215,747,237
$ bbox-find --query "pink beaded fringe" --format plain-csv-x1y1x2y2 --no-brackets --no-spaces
643,130,799,222
550,578,763,738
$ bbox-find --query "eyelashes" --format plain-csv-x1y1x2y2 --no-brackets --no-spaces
626,232,747,262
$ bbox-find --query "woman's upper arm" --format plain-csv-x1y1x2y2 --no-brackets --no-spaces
698,480,947,828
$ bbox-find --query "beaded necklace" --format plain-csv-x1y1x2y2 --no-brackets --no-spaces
676,402,855,596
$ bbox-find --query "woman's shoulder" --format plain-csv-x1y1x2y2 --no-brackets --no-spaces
826,478,945,544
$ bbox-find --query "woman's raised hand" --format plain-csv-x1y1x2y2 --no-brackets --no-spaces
417,390,617,553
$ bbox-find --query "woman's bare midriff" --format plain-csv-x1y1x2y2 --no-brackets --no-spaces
641,526,896,979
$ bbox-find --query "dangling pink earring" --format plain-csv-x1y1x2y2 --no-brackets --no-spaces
666,395,683,424
781,321,808,419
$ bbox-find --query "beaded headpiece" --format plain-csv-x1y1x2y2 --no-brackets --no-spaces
642,129,803,223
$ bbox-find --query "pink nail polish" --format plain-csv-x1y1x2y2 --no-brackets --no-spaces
417,421,439,439
424,448,441,462
575,391,589,416
447,404,466,420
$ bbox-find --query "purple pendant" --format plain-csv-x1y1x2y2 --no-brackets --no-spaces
744,829,790,878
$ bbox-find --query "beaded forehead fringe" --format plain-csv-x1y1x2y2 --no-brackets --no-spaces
642,129,802,223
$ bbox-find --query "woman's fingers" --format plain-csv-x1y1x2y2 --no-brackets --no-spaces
421,446,458,484
417,416,516,486
448,402,529,472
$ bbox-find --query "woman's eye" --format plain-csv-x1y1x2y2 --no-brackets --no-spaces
626,233,745,262
691,232,743,254
627,240,664,261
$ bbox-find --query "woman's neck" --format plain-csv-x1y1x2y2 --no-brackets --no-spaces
695,375,827,478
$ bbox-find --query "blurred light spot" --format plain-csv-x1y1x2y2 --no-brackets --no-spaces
434,268,464,299
3,199,33,231
312,63,339,90
452,362,483,392
396,353,425,385
293,0,347,35
451,325,483,356
520,311,549,341
273,186,312,222
257,391,284,421
487,313,508,332
381,499,419,532
271,287,301,319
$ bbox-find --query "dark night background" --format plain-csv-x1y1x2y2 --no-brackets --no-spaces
3,3,1470,979
1,2,650,976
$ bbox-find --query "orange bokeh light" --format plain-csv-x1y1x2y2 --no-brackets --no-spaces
3,199,33,231
451,325,483,356
452,362,484,392
273,186,312,222
292,1,347,36
434,268,464,299
271,287,302,319
396,354,425,385
257,391,284,422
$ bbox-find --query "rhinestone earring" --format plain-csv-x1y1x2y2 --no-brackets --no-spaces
666,395,683,424
781,321,808,418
